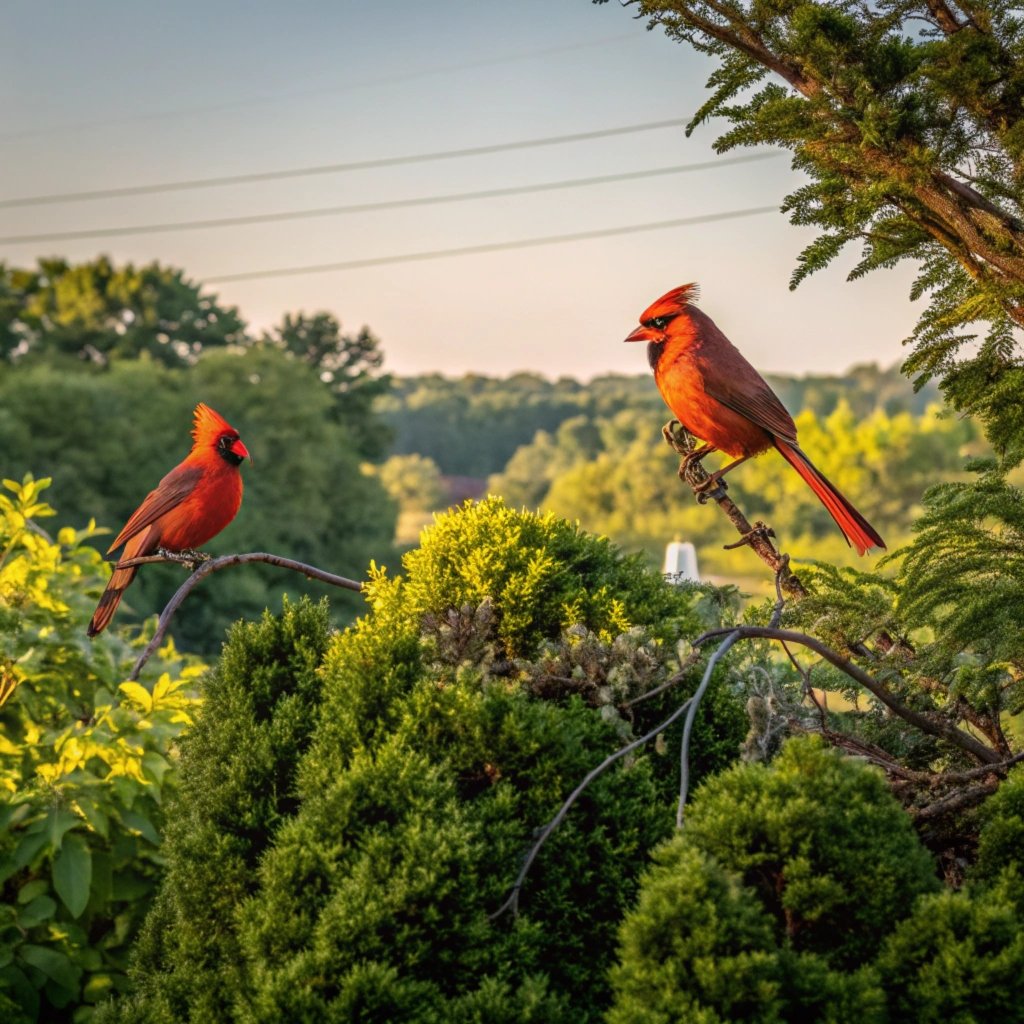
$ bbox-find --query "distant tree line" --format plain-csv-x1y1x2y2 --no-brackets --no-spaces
379,364,941,479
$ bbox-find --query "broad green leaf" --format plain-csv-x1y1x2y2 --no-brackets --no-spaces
141,750,171,786
73,947,102,972
53,833,92,918
75,799,109,840
118,809,161,846
13,828,49,869
17,878,49,904
19,943,81,992
47,808,80,851
0,964,38,1019
18,894,57,928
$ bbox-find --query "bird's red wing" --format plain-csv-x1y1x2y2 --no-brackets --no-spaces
704,375,799,445
106,464,203,553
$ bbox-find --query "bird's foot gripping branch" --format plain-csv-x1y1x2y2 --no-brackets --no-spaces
116,550,363,681
662,420,806,599
155,546,212,570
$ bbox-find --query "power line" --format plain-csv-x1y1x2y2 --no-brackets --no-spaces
0,154,783,246
0,118,692,210
0,33,639,142
205,206,779,284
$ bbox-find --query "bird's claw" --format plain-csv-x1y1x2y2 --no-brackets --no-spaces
662,420,699,459
158,547,211,571
691,473,727,504
722,522,775,550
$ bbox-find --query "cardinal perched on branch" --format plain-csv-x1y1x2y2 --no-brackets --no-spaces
87,403,250,637
625,284,885,555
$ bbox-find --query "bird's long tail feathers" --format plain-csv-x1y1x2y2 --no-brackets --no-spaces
773,440,885,556
87,531,152,637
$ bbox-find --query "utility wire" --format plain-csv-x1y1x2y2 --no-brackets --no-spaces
0,118,691,210
205,206,778,284
0,32,639,142
0,153,783,245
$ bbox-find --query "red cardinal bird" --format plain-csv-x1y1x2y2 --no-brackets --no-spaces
87,403,250,637
625,284,885,555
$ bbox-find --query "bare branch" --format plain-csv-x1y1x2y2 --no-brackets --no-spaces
913,781,1001,821
126,551,363,681
677,631,742,827
696,625,1002,765
662,421,807,598
491,691,697,920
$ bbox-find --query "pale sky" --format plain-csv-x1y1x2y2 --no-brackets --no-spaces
1,1,920,380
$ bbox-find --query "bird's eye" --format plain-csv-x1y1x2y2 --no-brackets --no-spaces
647,316,670,330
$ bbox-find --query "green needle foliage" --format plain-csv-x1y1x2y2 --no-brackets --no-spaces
108,598,333,1024
608,0,1024,462
105,499,748,1023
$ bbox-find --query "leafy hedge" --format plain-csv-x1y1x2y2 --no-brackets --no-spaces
104,499,748,1023
0,477,205,1020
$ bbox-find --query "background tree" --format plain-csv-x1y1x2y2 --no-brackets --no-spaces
263,312,392,459
383,365,941,481
0,257,246,367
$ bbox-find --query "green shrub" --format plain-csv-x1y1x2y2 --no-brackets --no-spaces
972,765,1024,891
109,500,748,1022
608,738,941,1023
106,597,332,1023
876,878,1024,1023
0,476,205,1021
681,737,939,968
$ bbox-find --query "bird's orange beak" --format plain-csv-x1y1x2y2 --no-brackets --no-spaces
231,438,251,462
624,324,660,343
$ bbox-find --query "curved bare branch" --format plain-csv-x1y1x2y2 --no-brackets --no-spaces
696,625,1002,765
125,551,363,681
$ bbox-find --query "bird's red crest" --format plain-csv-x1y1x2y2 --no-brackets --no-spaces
638,283,700,323
191,403,238,447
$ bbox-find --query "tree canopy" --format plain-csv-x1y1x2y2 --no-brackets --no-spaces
0,257,246,367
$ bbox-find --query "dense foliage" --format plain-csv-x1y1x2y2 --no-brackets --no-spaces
103,499,748,1023
0,478,205,1021
609,739,1024,1023
380,364,940,478
490,401,979,579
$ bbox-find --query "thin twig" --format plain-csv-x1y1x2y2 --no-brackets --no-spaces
677,567,787,826
127,551,363,681
491,694,697,920
676,630,741,828
620,648,703,709
662,420,807,598
695,625,1002,765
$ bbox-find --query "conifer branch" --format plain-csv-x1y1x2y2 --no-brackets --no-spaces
119,551,363,681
